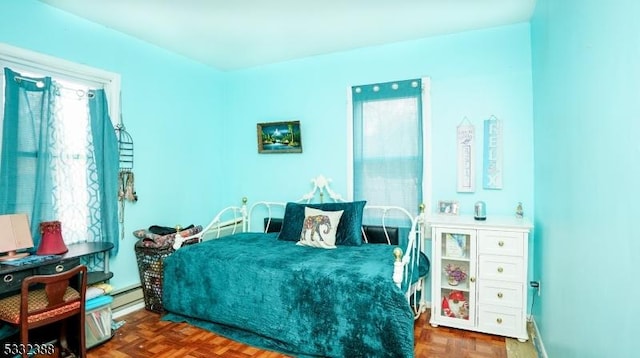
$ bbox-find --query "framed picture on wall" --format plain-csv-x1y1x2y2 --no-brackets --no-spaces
438,200,459,215
257,120,302,154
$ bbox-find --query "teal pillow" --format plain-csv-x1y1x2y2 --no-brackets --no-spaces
277,202,306,242
277,201,366,246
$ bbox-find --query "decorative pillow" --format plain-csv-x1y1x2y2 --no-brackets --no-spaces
278,202,307,241
309,201,366,246
296,207,343,249
277,201,366,246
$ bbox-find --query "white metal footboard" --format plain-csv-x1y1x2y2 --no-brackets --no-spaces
364,204,428,319
172,198,247,250
247,201,286,232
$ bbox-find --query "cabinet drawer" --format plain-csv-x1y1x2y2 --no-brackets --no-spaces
478,255,523,282
477,305,523,336
0,269,33,293
37,258,81,275
478,280,523,308
477,230,524,256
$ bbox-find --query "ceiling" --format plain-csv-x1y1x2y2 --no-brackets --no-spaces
39,0,536,71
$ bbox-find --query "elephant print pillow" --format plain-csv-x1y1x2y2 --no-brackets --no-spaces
296,207,344,249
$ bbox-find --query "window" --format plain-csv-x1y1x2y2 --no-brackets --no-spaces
0,43,121,253
347,78,430,216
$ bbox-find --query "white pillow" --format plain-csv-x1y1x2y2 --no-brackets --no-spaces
296,207,343,249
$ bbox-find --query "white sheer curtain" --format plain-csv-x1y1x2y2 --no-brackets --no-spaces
351,78,425,218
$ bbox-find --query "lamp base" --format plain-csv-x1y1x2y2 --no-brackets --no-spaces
0,250,30,262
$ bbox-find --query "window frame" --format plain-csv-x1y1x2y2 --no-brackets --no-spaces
0,43,121,125
0,43,121,246
346,77,432,212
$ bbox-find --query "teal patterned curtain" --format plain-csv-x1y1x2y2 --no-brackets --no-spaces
352,78,424,217
1,67,119,254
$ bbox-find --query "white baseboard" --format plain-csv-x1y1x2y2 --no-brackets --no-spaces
113,301,145,319
530,317,548,358
421,300,431,315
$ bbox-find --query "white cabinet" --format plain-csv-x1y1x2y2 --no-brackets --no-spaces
428,215,532,341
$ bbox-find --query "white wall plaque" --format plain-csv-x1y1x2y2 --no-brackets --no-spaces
456,119,475,193
483,116,503,190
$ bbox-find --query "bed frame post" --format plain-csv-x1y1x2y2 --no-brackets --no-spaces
241,197,248,232
415,203,427,316
393,247,404,288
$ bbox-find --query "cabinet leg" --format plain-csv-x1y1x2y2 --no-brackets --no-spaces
517,338,528,343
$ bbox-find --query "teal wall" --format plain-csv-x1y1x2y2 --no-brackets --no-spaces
221,24,534,304
531,0,638,357
221,25,534,218
2,0,534,316
0,0,228,290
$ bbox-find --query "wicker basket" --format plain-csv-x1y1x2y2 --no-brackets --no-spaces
134,241,174,313
134,226,202,313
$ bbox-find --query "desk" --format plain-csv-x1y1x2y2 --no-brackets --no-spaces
0,242,113,298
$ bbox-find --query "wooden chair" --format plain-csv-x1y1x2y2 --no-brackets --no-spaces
0,265,87,358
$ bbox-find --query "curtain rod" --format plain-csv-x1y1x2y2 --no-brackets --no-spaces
14,75,45,88
13,75,94,98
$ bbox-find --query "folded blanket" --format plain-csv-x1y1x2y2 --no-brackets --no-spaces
86,283,113,300
133,225,203,249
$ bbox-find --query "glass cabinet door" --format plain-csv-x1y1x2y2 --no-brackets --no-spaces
434,228,476,326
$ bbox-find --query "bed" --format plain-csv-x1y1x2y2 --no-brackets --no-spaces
161,176,429,357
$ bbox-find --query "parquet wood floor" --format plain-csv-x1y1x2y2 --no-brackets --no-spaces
88,309,508,358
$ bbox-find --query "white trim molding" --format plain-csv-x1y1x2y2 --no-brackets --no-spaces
531,317,548,358
0,42,121,125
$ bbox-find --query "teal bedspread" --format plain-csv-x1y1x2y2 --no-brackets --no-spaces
162,232,415,357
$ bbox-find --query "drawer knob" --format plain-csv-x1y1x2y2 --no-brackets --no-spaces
497,267,504,273
469,277,476,283
3,274,13,283
55,264,64,273
498,240,504,247
497,292,503,298
496,318,503,324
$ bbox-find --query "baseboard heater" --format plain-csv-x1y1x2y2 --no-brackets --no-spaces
111,284,144,314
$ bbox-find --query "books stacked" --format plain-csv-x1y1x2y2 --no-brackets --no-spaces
85,295,113,347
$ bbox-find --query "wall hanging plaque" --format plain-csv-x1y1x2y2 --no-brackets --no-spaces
482,116,503,190
456,118,475,193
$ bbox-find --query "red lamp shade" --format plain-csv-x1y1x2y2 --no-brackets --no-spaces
37,221,68,255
